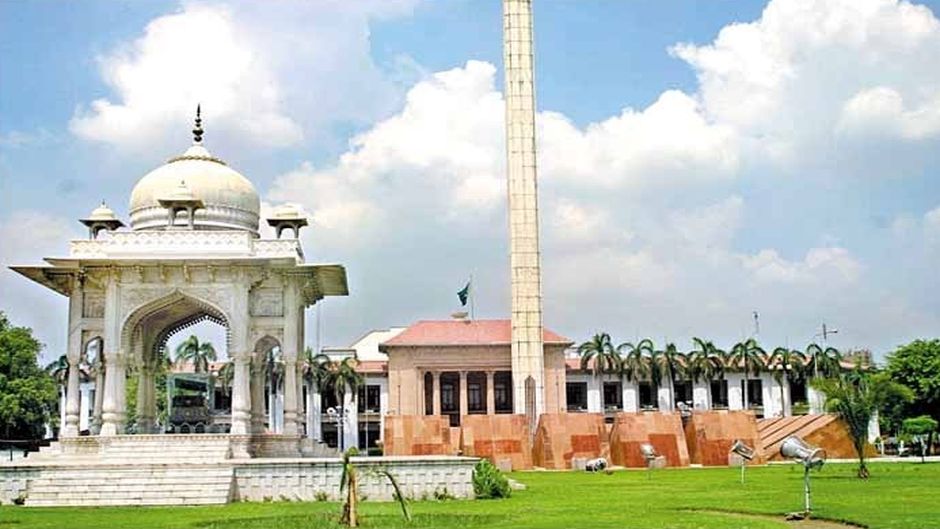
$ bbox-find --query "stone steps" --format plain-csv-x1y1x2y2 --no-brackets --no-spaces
25,465,234,507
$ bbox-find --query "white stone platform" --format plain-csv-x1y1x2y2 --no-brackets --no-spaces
0,435,477,507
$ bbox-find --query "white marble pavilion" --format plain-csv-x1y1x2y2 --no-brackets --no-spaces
11,110,348,454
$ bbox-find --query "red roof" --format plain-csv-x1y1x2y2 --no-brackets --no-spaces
381,319,572,347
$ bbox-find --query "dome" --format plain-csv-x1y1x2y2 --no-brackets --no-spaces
87,201,118,221
129,144,260,234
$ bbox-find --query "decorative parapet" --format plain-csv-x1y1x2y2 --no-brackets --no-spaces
69,231,303,261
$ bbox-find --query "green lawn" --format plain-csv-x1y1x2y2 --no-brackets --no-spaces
1,462,937,528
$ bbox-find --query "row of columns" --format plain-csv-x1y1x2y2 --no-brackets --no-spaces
424,370,504,417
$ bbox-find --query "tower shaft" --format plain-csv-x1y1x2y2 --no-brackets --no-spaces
503,0,544,423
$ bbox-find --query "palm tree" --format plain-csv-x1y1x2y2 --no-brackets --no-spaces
302,347,333,395
264,347,284,429
216,361,234,397
578,333,620,409
770,347,806,416
329,357,364,451
174,335,217,373
617,339,652,383
688,338,725,406
812,367,912,478
805,343,842,379
729,338,767,410
656,343,687,410
45,354,70,386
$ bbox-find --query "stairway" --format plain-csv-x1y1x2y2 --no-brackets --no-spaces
23,435,235,506
26,465,233,506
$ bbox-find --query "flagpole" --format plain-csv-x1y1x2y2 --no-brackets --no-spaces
469,274,475,321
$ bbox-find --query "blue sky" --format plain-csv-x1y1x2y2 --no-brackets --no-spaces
2,0,940,361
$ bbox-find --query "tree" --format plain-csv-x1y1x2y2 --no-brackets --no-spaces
216,361,234,397
329,357,364,451
812,367,913,478
770,347,806,417
902,415,938,462
730,338,767,410
302,347,333,395
688,338,726,404
656,343,687,409
617,339,653,385
174,335,217,373
884,339,940,428
0,312,58,440
578,334,620,409
805,343,842,379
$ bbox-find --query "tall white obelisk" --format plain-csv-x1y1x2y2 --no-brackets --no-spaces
504,0,545,429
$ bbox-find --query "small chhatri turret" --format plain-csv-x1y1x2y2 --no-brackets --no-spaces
266,203,309,239
80,201,125,239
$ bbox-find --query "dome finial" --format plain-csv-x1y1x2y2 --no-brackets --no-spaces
192,104,204,144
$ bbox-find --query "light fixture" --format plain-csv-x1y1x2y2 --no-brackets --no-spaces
780,436,827,515
585,457,607,472
730,439,755,484
640,443,659,480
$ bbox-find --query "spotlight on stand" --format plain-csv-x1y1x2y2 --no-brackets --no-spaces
584,457,607,473
780,436,827,516
730,439,755,484
640,443,660,480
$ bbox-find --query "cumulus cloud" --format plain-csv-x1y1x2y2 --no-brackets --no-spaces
671,0,940,170
70,0,418,152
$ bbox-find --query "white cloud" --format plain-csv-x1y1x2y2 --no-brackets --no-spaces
0,211,80,361
671,0,940,169
70,1,419,152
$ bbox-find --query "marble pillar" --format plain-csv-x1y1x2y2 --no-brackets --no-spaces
283,361,299,435
486,371,496,415
100,357,126,436
231,356,251,435
62,358,81,437
432,371,442,416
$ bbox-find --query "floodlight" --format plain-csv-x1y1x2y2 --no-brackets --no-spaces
730,439,755,484
779,436,827,514
640,443,660,480
585,457,607,472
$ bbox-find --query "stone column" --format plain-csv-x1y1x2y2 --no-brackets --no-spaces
91,368,105,434
136,365,155,433
432,371,442,416
250,358,266,433
486,371,496,415
459,371,469,417
505,0,546,420
100,356,126,436
62,357,82,437
283,361,299,435
230,356,251,435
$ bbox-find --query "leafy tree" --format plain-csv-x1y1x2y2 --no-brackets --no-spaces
730,338,767,410
902,415,938,462
174,335,217,373
0,312,58,440
770,347,806,417
884,339,940,427
472,458,511,499
813,367,913,478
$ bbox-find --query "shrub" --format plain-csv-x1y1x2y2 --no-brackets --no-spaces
472,459,511,499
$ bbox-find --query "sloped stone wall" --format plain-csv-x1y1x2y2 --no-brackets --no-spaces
460,414,532,470
532,413,608,469
609,412,689,468
685,411,765,466
383,415,454,456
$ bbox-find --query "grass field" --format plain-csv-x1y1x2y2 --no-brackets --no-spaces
1,462,937,528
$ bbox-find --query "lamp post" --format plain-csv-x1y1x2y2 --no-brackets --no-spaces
327,404,355,453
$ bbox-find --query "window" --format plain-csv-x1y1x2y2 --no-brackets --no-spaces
674,381,693,406
467,372,487,413
790,379,808,404
320,380,339,410
566,382,588,412
358,385,380,413
357,421,381,450
424,372,434,415
743,379,763,406
494,371,513,413
603,381,623,411
639,382,656,409
710,380,729,408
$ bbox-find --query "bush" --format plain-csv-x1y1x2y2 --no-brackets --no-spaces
472,459,511,499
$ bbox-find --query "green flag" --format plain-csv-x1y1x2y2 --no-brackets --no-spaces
457,281,470,306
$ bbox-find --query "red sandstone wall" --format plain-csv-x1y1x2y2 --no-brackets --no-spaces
685,411,765,466
532,413,608,470
609,412,690,468
460,414,532,470
383,415,454,456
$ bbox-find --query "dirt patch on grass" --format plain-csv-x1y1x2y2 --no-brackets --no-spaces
684,509,865,529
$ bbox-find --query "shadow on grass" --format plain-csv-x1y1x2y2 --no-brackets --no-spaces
196,513,504,529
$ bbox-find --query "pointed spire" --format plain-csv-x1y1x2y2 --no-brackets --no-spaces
192,104,204,144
